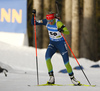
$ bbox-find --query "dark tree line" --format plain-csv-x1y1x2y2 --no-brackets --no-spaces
27,0,100,61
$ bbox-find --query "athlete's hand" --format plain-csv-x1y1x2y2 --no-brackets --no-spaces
32,9,36,15
58,28,64,32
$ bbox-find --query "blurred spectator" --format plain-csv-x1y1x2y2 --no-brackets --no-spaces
0,66,8,77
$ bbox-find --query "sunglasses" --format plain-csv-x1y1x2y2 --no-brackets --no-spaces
47,19,54,22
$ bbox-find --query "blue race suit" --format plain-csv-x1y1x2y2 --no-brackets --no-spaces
31,16,73,76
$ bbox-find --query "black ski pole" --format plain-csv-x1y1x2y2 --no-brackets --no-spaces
55,0,91,85
55,0,60,17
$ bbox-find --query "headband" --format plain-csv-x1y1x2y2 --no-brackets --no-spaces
46,13,55,20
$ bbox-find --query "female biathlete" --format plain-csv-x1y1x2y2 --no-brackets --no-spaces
31,9,80,85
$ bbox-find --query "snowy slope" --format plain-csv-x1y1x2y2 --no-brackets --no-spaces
0,41,100,91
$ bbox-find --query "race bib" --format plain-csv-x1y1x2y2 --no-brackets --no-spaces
48,31,62,39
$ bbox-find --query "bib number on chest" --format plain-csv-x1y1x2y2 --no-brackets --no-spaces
49,31,62,39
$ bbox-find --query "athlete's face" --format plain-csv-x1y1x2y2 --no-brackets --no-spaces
47,19,54,25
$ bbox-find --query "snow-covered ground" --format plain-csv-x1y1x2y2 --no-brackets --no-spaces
0,41,100,91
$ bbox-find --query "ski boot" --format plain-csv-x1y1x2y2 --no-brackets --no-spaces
70,75,81,86
47,72,55,84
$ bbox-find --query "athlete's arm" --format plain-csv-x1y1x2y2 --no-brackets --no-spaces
31,16,47,26
57,21,69,35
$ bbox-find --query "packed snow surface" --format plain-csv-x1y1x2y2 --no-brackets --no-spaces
0,41,100,91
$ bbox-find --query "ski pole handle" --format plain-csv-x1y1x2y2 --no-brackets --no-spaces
32,9,36,15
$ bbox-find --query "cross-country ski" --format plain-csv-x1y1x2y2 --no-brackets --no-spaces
37,83,96,87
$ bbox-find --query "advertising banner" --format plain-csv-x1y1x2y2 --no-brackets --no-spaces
0,0,27,33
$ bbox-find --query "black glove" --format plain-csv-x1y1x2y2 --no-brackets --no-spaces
32,9,36,15
58,28,64,32
58,25,65,32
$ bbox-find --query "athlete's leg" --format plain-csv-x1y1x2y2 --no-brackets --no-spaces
57,41,80,85
45,43,57,84
56,41,73,76
45,43,57,73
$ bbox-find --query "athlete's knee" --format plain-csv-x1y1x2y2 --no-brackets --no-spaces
45,53,51,61
46,58,51,62
62,52,69,64
64,61,69,66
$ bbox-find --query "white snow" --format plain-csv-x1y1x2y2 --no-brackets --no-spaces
0,41,100,91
